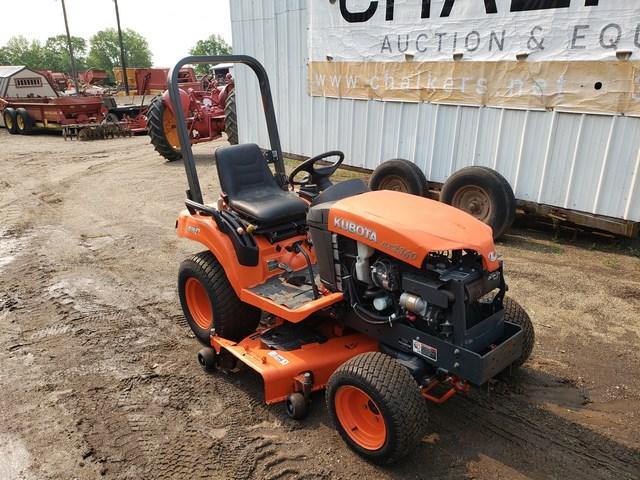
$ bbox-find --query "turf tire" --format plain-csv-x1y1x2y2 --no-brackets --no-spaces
224,89,238,145
504,297,534,368
147,96,182,162
178,251,260,344
326,352,429,465
15,108,34,135
440,166,516,239
3,108,18,134
369,159,428,197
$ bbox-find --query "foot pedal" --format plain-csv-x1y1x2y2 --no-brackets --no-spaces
260,323,327,351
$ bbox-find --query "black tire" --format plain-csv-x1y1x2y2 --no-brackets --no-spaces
105,112,120,123
369,159,428,197
3,108,18,134
285,393,308,420
147,96,182,161
178,251,260,344
504,297,534,368
224,89,238,145
15,108,33,135
440,166,516,239
326,352,428,465
197,347,217,373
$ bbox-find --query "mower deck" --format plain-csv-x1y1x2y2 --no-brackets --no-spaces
212,324,378,404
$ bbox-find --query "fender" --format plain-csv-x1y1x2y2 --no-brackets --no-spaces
162,88,190,118
176,210,312,293
176,210,343,321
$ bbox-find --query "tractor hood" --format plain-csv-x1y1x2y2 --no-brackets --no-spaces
328,190,500,271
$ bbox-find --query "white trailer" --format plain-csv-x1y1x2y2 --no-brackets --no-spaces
230,0,640,236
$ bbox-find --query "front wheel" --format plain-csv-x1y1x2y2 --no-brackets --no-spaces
326,352,428,465
178,251,261,344
504,297,534,368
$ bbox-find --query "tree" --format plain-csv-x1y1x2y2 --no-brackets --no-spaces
189,35,232,74
87,28,152,80
1,36,45,69
43,35,87,74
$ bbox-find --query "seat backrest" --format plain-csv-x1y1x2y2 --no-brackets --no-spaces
215,143,280,198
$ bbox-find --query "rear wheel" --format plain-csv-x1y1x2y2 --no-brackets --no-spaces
178,251,260,344
326,352,428,465
224,89,238,145
441,166,516,239
369,159,428,197
15,108,33,135
147,96,183,161
3,108,18,134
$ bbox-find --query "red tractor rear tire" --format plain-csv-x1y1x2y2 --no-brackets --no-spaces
147,96,183,162
224,90,238,145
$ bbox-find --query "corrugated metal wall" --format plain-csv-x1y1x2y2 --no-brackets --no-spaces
230,0,640,222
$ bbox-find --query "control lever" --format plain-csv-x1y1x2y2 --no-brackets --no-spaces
286,241,320,299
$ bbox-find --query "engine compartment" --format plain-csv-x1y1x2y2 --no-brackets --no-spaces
308,199,522,385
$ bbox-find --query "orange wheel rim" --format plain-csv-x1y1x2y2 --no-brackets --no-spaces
185,278,213,330
334,386,386,451
162,106,181,150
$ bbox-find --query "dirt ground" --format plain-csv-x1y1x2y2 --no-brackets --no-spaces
0,129,639,480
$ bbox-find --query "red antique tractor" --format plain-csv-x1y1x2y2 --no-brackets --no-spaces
146,71,237,161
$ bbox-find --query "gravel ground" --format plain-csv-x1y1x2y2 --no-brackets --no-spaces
0,129,639,479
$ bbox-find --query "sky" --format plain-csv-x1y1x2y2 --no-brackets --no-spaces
0,0,233,68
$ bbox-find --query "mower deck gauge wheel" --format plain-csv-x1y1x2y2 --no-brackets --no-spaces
197,348,217,373
285,392,309,420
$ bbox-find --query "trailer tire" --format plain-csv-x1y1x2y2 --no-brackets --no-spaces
3,108,18,134
369,159,428,197
147,96,182,162
178,251,260,344
15,108,34,135
224,90,238,145
326,352,428,465
440,166,516,239
504,297,535,369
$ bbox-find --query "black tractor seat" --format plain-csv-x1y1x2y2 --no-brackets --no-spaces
215,144,308,228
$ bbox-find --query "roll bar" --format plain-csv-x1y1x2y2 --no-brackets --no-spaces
168,55,286,205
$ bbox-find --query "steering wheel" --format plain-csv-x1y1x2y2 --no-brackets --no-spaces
288,151,345,190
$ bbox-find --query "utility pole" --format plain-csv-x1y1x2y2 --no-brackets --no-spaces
113,0,130,95
60,0,80,94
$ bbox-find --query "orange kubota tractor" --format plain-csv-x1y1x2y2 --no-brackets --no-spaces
170,56,534,464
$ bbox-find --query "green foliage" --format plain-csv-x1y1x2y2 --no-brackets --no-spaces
189,35,232,74
87,28,152,80
43,35,87,73
1,36,46,70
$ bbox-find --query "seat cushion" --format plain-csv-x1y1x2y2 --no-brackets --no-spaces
229,187,308,226
215,144,308,227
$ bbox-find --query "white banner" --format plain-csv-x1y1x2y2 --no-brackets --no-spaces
309,1,640,114
310,0,640,62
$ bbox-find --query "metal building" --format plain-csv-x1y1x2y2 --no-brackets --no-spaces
0,66,57,99
230,1,639,235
